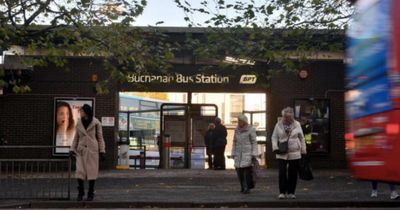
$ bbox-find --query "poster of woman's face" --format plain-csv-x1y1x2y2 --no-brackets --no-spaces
54,98,95,155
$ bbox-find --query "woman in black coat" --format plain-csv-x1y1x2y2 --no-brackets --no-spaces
204,123,215,169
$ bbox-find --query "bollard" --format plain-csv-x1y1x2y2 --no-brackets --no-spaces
116,144,130,170
162,134,171,169
139,151,145,169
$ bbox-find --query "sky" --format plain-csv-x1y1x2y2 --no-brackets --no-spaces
134,0,196,27
133,0,254,27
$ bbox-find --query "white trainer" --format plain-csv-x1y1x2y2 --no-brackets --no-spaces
287,194,296,199
390,191,400,200
370,190,378,198
278,193,286,199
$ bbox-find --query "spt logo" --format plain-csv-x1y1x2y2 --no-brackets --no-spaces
239,75,257,84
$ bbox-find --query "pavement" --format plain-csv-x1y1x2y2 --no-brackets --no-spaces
1,169,400,209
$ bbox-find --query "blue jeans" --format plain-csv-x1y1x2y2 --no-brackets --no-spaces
372,181,396,191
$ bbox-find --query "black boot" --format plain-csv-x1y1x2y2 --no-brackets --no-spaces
87,180,95,201
241,179,249,194
77,179,84,201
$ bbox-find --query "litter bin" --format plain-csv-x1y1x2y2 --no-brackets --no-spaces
162,134,171,169
117,138,130,170
140,150,146,169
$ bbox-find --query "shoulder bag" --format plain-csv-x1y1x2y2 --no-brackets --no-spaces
278,129,291,154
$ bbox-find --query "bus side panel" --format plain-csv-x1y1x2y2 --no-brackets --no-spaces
390,0,400,108
348,110,400,182
346,0,391,89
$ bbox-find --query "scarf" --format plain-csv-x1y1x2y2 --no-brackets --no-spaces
82,117,93,130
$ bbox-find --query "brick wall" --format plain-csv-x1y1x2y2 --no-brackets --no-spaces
266,60,346,168
0,58,347,169
0,58,118,169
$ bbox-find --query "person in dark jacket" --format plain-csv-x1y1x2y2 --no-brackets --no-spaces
213,117,227,170
204,123,215,169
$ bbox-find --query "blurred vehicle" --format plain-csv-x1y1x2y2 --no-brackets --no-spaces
345,0,400,182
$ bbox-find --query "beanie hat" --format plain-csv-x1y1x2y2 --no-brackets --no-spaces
237,114,248,124
81,104,93,118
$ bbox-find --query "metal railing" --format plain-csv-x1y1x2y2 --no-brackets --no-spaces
0,146,71,200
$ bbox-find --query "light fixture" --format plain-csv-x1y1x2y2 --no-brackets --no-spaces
91,74,98,82
298,69,308,79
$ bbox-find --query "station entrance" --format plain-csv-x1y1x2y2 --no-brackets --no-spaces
117,92,267,169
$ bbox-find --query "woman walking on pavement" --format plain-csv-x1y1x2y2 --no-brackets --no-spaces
272,107,306,199
70,104,106,201
231,114,258,194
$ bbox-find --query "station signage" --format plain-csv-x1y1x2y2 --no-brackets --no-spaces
121,64,268,92
127,73,231,84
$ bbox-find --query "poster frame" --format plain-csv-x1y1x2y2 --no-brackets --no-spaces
53,97,95,156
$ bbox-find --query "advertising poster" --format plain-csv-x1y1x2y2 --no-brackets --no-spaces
53,98,95,155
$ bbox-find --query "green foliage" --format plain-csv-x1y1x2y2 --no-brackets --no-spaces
0,0,354,94
174,0,353,80
95,81,110,95
0,0,178,94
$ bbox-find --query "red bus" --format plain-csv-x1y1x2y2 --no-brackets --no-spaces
345,0,400,182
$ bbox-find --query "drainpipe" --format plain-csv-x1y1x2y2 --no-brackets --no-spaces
324,89,346,98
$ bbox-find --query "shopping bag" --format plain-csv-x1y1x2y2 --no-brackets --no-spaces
250,158,261,186
299,156,314,181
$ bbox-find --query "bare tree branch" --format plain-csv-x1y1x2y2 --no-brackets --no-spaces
5,0,17,26
24,0,51,26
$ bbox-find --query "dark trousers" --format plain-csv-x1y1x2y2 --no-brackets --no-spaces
214,145,226,169
278,159,300,194
372,181,396,191
236,167,253,191
206,147,213,169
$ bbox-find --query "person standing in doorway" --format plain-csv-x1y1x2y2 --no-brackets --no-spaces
70,104,106,201
213,117,227,170
300,116,312,150
272,107,307,199
231,114,258,194
204,123,216,169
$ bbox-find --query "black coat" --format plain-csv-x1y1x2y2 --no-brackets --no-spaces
204,129,215,148
214,124,227,147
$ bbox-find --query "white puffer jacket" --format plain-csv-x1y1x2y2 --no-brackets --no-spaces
271,119,306,160
231,125,258,168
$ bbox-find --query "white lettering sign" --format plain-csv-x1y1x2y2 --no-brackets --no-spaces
101,117,115,127
127,73,230,84
239,75,257,84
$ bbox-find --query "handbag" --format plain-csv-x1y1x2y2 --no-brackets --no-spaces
278,130,291,154
278,141,289,154
299,156,314,181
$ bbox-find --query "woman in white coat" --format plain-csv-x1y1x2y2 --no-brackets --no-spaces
70,104,105,201
231,114,258,194
272,107,306,199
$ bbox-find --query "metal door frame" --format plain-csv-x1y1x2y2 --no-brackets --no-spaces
243,110,267,165
160,103,218,169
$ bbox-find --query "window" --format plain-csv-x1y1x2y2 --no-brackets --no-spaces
294,99,330,153
230,95,244,124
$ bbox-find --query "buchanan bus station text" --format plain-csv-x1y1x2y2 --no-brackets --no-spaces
127,73,230,84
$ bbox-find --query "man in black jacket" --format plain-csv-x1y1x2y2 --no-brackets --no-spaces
213,117,227,170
